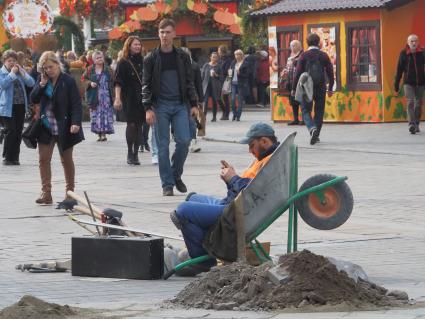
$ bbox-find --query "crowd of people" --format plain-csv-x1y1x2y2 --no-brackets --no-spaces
0,18,273,203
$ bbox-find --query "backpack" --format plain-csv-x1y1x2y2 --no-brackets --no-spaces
306,56,325,87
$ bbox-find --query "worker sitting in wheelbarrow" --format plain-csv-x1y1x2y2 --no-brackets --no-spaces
170,122,280,275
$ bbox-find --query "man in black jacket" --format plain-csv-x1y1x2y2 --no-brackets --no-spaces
218,45,233,120
395,34,425,134
293,33,334,145
142,19,199,196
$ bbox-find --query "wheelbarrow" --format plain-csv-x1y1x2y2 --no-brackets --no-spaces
164,132,353,279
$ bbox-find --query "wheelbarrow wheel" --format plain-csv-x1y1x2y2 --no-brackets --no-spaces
296,174,353,230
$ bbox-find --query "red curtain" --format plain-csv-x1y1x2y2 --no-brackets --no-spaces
351,27,377,77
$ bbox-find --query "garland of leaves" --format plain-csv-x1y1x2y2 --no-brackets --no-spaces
59,0,119,25
52,16,85,55
239,5,268,51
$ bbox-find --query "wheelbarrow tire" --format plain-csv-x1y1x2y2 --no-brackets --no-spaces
296,174,353,230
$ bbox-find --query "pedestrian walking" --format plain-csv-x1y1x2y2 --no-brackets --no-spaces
30,51,84,205
218,45,232,120
142,18,199,196
244,46,259,104
229,49,250,121
256,50,270,108
82,50,115,142
181,47,202,153
281,40,303,125
114,36,145,165
0,49,35,165
394,34,425,134
201,52,222,122
293,33,334,145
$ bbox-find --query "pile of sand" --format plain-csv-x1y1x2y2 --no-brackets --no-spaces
0,295,75,319
172,250,410,311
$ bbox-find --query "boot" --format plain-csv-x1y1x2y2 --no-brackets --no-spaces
133,152,140,165
35,192,52,205
61,149,75,194
127,150,134,165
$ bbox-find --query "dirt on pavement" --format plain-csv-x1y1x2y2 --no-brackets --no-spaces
172,250,412,311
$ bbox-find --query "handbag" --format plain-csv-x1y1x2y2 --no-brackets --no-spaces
22,119,42,149
222,77,232,95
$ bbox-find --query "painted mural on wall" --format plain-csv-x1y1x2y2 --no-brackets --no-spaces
268,26,278,88
269,2,425,123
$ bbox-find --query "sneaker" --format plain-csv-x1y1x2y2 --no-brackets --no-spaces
190,140,201,153
310,128,320,145
35,192,53,205
175,179,187,193
151,154,158,165
170,210,182,230
163,187,174,196
409,125,416,134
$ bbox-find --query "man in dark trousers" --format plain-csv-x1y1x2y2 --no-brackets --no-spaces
293,33,334,145
218,45,233,120
395,34,425,134
142,19,199,196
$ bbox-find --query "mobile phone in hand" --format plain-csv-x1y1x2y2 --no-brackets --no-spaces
221,160,230,168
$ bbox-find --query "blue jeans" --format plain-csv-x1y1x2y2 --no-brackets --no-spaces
176,193,225,259
300,88,326,134
231,83,244,120
154,99,191,188
151,125,158,157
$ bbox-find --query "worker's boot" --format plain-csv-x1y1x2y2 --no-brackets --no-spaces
35,192,53,205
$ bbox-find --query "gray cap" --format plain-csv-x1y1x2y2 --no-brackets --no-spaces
240,122,275,144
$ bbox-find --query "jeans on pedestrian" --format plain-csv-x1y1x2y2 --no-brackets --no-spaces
189,116,197,140
151,125,158,157
404,84,424,126
1,104,25,162
300,88,326,134
231,83,244,120
176,197,225,258
154,99,191,188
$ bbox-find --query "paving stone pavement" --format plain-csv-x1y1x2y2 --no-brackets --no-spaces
1,110,425,318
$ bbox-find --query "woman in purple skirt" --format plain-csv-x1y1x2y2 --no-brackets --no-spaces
83,50,115,141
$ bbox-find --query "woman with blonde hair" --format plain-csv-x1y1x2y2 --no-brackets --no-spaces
114,36,145,165
30,51,84,205
281,39,303,125
82,50,114,141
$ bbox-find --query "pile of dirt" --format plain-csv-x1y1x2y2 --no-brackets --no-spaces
172,250,410,311
0,295,76,319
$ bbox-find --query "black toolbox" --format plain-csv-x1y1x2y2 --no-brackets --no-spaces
72,236,164,279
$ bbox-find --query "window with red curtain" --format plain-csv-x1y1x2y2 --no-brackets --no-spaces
276,26,302,92
346,21,381,91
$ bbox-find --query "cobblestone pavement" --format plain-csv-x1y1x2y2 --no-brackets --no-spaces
1,110,425,318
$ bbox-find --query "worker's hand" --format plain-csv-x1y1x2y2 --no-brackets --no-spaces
70,125,80,134
190,106,199,117
146,109,156,126
220,164,237,183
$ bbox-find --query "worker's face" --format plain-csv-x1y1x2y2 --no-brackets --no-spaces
159,26,175,47
248,137,270,159
408,37,419,51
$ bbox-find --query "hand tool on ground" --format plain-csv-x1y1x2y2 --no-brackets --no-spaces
84,191,101,236
70,215,184,241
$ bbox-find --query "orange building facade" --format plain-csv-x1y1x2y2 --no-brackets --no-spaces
255,0,425,122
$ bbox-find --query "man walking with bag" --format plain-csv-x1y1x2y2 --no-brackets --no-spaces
394,34,425,134
293,33,334,145
142,19,199,196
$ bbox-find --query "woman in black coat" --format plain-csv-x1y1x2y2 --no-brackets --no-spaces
113,36,145,165
30,51,84,205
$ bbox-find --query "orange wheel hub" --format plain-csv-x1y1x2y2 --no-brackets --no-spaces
308,187,341,218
